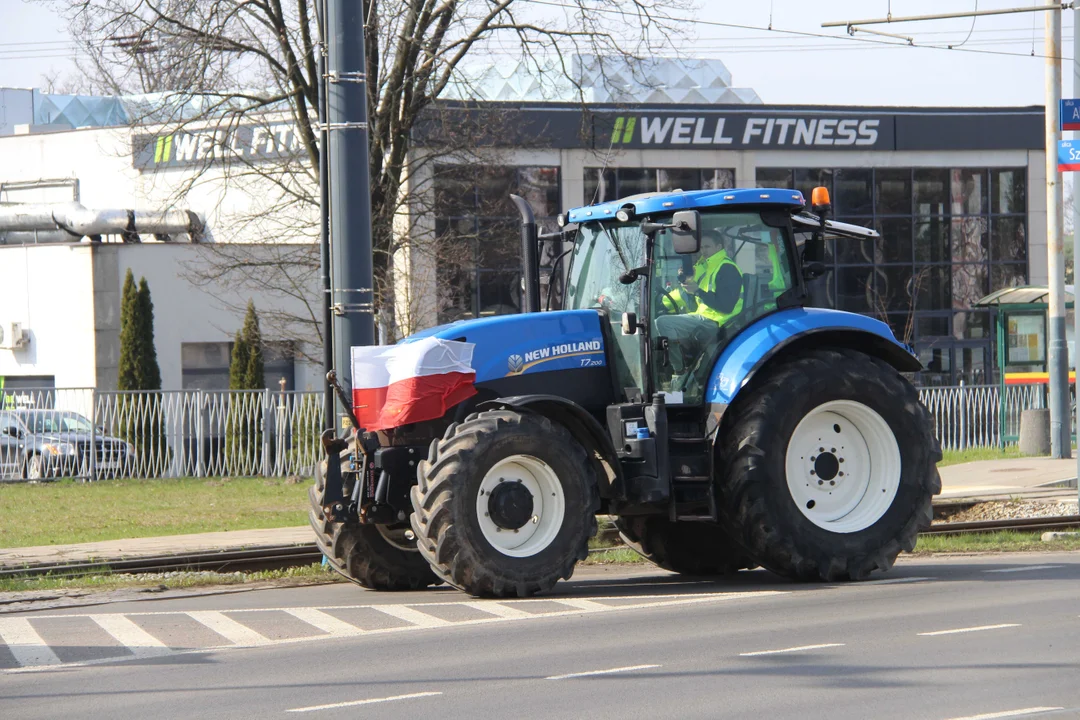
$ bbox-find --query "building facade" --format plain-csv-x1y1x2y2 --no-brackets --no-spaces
408,104,1044,386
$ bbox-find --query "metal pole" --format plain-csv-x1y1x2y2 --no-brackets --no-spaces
1046,6,1070,458
316,0,335,433
1074,2,1080,499
327,0,375,433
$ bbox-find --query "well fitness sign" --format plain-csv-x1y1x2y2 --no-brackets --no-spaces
132,122,305,170
600,112,892,150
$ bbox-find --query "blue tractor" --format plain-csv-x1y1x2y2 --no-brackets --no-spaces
310,186,941,597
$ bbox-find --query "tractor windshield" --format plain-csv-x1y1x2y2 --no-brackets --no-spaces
565,222,647,396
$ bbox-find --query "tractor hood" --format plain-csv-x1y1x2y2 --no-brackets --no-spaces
400,310,607,384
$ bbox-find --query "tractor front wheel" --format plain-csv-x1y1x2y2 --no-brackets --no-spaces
616,516,756,575
309,454,439,591
716,348,941,581
411,409,599,597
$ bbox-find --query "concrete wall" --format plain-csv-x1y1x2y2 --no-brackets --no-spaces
115,244,322,391
0,243,322,392
0,244,97,388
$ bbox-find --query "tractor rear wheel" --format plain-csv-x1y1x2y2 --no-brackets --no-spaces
716,348,941,581
411,409,599,597
309,453,439,591
616,516,756,575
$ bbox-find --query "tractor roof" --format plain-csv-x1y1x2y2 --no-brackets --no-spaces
565,187,806,224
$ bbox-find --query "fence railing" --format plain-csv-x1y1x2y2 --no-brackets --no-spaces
0,381,1062,480
918,382,1052,451
1,388,324,482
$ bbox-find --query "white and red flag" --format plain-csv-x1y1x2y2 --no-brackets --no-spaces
350,338,477,431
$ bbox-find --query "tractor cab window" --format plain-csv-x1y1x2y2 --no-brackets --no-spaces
653,211,796,404
565,222,647,397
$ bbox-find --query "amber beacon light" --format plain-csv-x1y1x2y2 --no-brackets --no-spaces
811,186,831,208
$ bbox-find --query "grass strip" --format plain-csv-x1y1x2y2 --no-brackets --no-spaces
914,530,1080,553
937,445,1025,467
0,476,309,547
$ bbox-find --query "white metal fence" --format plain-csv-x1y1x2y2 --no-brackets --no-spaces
918,382,1049,451
0,382,1058,481
1,387,323,482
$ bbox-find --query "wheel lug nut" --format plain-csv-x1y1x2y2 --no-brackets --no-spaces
818,480,823,485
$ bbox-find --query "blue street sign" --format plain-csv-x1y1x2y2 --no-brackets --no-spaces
1062,99,1080,131
1058,140,1080,172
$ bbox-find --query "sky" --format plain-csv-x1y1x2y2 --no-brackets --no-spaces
2,0,1080,106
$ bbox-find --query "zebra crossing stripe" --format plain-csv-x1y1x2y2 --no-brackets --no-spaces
282,608,364,636
552,598,611,611
371,605,451,628
186,611,272,646
90,614,171,658
461,602,533,619
0,618,61,667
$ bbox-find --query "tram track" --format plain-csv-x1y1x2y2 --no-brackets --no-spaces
3,515,1079,581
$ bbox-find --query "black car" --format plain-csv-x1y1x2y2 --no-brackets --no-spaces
0,409,135,480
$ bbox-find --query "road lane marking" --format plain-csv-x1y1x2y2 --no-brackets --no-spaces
739,643,845,657
89,614,170,658
918,624,1020,637
186,611,272,646
372,605,452,628
286,691,442,713
461,602,534,619
282,608,364,637
0,618,61,667
984,566,1064,574
546,664,660,680
941,707,1065,720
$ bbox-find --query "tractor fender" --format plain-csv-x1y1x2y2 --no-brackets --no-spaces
476,395,623,499
706,307,921,407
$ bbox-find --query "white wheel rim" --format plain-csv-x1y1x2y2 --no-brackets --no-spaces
476,454,565,558
784,400,902,534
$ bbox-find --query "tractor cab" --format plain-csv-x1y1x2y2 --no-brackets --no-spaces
556,187,877,407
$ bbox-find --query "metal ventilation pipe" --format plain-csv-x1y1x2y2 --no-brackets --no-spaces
0,202,203,244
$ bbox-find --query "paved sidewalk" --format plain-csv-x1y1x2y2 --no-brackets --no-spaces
0,526,313,570
937,457,1078,499
3,457,1078,571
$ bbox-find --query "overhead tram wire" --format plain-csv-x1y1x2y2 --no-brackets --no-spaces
518,0,1072,61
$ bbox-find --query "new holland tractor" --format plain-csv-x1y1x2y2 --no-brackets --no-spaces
309,185,941,597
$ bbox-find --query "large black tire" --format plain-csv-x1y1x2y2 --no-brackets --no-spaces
410,409,600,598
616,516,756,575
309,453,439,591
716,348,941,582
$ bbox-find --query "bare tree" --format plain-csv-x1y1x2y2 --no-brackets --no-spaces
51,0,692,347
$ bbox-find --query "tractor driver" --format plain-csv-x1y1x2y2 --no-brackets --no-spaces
655,225,744,377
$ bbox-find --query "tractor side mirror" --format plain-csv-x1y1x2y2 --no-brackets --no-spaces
671,210,700,254
621,312,639,336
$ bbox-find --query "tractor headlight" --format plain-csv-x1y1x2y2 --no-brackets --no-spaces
616,207,636,223
42,442,76,456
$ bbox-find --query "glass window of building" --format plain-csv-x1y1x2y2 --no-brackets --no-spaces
434,164,561,323
757,166,1027,385
583,167,735,205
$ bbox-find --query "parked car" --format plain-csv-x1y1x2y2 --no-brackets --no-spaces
0,409,135,480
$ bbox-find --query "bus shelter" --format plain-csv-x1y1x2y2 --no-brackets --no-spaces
975,286,1075,446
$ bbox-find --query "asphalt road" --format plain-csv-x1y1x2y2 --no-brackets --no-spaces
2,555,1080,720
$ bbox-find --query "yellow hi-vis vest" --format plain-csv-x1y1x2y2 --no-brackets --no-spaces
692,250,743,325
763,244,788,312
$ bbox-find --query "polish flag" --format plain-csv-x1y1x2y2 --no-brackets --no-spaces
350,338,477,431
